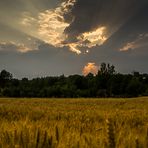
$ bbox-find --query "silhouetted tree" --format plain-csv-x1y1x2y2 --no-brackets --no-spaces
126,78,142,97
0,63,148,98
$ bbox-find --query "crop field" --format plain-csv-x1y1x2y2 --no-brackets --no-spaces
0,98,147,148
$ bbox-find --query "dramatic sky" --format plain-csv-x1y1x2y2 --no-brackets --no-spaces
0,0,148,78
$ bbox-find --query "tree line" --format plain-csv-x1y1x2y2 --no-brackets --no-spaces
0,63,148,98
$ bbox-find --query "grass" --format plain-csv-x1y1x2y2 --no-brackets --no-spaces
0,97,147,147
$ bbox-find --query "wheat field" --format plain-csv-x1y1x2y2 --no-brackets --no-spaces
0,98,147,148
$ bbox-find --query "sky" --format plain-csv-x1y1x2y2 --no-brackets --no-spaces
0,0,148,78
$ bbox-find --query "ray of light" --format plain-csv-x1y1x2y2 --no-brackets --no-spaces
1,0,141,54
0,0,115,54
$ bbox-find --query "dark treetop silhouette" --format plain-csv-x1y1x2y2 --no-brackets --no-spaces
0,63,148,98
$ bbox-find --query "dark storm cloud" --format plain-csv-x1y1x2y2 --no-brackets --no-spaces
0,44,86,79
0,0,148,78
104,3,148,51
64,0,148,38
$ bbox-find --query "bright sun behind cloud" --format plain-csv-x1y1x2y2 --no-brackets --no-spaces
82,63,99,76
19,0,108,55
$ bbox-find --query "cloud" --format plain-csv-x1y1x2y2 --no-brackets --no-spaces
38,6,70,49
36,0,147,54
36,0,109,54
20,12,37,26
120,42,137,52
0,41,35,53
82,63,99,76
120,33,148,52
16,0,107,54
1,0,148,78
64,0,146,37
37,0,83,54
17,0,81,54
15,0,147,55
0,43,88,78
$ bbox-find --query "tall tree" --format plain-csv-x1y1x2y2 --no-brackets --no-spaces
0,70,13,88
